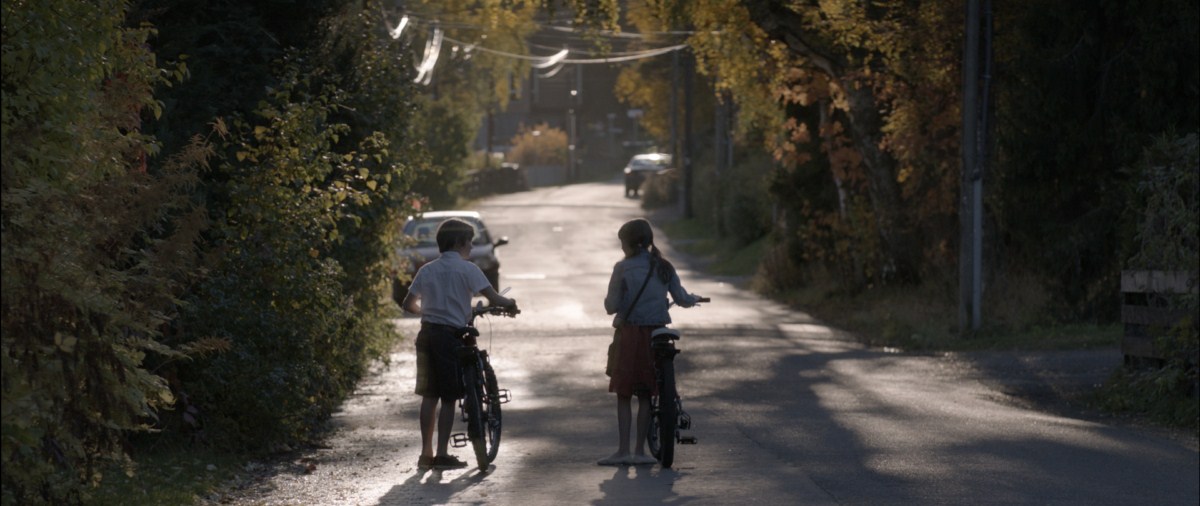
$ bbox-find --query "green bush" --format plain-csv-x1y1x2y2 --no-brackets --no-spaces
641,169,679,209
172,66,408,450
1,1,204,503
722,182,770,246
1104,132,1200,428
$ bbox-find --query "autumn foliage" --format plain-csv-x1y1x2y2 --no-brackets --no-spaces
602,0,1197,319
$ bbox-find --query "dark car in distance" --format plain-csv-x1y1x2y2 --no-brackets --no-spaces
623,153,672,197
392,210,509,304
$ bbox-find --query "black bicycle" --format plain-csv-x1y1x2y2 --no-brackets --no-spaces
646,296,708,468
451,299,517,472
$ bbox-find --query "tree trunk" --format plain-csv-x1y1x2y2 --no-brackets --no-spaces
741,1,919,282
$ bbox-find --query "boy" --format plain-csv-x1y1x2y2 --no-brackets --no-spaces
402,218,517,470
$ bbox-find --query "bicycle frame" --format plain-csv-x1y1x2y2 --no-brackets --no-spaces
450,302,516,472
647,327,697,469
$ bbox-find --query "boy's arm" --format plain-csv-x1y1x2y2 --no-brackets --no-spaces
480,286,517,311
401,291,421,315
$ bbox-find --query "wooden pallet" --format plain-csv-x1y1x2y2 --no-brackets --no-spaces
1120,270,1197,365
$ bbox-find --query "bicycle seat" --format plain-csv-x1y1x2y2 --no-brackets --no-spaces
650,327,681,340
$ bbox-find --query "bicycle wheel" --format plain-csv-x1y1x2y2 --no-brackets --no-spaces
656,359,678,468
461,362,489,471
480,358,503,465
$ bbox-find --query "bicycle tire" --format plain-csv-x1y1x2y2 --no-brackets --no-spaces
647,395,662,458
461,362,489,471
657,359,678,468
480,358,503,464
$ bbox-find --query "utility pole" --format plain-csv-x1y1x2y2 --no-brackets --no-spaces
960,0,991,334
670,51,679,170
682,49,694,219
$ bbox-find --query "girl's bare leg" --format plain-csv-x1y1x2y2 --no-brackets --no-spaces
599,394,633,465
634,394,651,455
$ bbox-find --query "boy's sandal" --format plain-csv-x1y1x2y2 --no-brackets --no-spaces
433,455,469,469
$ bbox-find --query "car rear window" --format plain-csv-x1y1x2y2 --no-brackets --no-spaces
630,157,669,170
404,217,491,247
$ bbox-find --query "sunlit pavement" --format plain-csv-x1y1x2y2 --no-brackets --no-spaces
220,180,1198,505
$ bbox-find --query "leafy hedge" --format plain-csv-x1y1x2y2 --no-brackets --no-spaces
1,1,206,503
2,1,424,503
170,64,411,450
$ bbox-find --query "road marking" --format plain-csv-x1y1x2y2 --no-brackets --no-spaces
507,273,547,280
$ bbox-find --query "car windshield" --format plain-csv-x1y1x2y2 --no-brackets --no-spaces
404,217,491,248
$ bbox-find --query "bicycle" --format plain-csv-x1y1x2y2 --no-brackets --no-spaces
450,297,518,472
646,296,709,468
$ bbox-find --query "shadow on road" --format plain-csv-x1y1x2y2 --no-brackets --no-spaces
377,468,488,505
592,466,689,505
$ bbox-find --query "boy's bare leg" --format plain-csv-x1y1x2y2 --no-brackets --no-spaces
419,396,438,457
436,399,456,456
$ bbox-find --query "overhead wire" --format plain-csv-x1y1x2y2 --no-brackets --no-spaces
383,9,691,85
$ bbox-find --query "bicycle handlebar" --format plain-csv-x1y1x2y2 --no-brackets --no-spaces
696,297,711,303
472,305,520,318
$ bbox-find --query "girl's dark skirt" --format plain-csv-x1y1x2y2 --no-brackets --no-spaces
608,324,659,397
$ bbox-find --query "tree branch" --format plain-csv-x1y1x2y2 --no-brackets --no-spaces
738,1,840,78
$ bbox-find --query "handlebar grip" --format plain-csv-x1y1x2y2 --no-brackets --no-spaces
697,297,711,303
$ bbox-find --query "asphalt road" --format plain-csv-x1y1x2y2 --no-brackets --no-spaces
222,179,1199,505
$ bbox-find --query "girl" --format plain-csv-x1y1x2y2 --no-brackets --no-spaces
600,218,702,466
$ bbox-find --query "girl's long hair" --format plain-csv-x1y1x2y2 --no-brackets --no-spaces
619,218,675,283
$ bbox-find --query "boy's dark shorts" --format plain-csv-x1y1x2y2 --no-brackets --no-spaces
415,323,464,401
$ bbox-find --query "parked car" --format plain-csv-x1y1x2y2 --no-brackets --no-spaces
393,210,509,304
623,153,672,197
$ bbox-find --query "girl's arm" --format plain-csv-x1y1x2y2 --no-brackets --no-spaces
667,271,700,307
603,262,625,315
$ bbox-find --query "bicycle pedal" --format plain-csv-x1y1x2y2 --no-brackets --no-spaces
451,433,468,448
496,389,512,404
678,436,698,445
678,412,692,430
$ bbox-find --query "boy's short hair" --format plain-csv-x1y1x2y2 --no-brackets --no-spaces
436,218,475,252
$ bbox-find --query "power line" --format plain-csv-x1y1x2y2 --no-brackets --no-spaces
383,11,689,85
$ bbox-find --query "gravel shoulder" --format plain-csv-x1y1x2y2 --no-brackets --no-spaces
944,347,1199,452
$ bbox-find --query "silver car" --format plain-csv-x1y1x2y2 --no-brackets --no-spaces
393,210,509,303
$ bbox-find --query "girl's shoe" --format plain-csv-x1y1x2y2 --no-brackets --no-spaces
629,454,658,465
597,453,628,466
